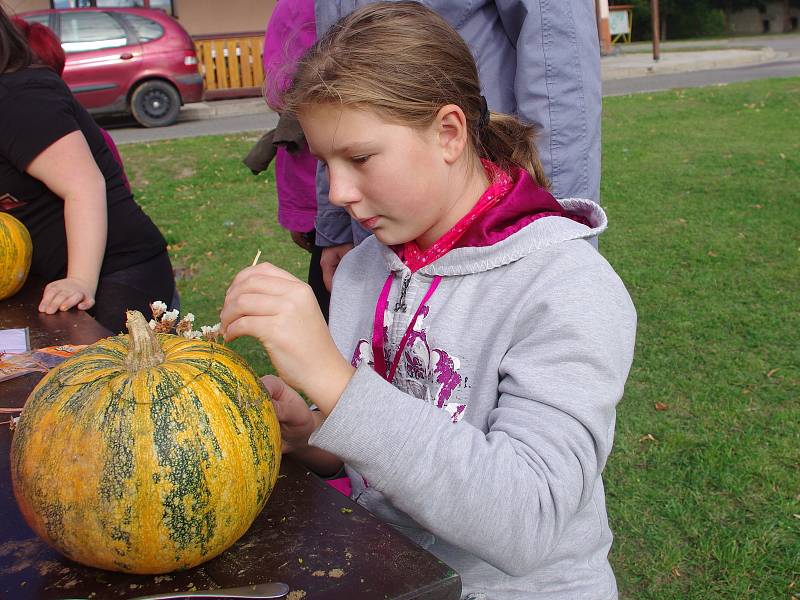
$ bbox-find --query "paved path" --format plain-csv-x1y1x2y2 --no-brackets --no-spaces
604,55,800,95
106,33,800,145
104,110,277,144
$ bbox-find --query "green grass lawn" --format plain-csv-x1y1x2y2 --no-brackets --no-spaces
121,77,799,599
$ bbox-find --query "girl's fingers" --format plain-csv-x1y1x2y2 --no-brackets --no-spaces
228,274,301,301
43,290,70,313
220,291,288,332
76,296,96,311
221,315,260,343
39,288,59,312
260,374,286,400
227,262,301,295
58,292,83,311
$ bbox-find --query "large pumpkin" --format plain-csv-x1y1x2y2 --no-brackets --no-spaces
11,311,281,574
0,212,33,300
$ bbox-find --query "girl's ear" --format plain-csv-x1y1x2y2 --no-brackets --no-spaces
435,104,468,164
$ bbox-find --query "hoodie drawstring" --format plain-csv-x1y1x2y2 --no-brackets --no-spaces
372,272,442,383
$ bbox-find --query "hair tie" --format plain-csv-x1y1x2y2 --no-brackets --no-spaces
478,95,490,130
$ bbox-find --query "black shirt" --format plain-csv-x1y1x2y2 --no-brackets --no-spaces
0,67,166,281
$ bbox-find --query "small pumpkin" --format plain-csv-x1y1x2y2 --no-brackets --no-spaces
11,310,281,574
0,212,33,300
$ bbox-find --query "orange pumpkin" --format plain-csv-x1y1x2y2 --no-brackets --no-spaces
11,310,282,574
0,212,33,300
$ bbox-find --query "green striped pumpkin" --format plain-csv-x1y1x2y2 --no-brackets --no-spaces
11,310,281,574
0,212,33,300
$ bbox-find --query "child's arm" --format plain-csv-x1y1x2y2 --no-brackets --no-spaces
26,130,107,314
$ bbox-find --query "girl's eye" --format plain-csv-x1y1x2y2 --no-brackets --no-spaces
352,155,371,165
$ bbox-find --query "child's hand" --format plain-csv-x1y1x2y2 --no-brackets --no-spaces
320,243,353,291
221,262,354,413
39,277,96,314
262,374,344,476
261,375,316,453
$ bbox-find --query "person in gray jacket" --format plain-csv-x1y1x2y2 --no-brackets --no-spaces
314,0,602,289
221,4,635,599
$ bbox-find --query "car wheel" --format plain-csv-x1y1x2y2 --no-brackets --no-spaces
130,80,181,128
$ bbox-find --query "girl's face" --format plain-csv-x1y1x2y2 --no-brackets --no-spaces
299,103,474,249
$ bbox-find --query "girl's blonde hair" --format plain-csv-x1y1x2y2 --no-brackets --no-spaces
279,1,548,188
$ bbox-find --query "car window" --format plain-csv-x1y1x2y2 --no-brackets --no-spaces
60,12,129,53
52,0,92,7
95,0,145,6
22,14,51,27
121,14,164,42
148,0,173,13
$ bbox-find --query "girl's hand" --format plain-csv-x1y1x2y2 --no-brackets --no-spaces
320,243,353,292
262,374,344,476
39,277,96,314
261,375,316,453
220,262,354,414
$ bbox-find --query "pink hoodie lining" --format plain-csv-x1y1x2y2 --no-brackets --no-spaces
397,162,587,272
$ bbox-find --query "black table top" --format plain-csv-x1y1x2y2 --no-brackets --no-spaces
0,282,461,600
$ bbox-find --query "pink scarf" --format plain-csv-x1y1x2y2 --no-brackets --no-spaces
398,160,513,272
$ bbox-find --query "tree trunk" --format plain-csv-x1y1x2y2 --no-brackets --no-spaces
783,0,792,32
724,0,732,33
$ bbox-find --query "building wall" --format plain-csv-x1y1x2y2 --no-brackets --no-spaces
173,0,276,37
7,0,50,13
8,0,278,37
730,2,799,34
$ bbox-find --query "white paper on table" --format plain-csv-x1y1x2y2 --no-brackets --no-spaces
0,328,30,354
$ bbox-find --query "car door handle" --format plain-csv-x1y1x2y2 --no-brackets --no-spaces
120,52,134,60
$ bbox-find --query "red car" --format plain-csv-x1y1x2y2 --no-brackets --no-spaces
18,7,204,127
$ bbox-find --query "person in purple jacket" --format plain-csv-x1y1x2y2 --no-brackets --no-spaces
254,0,330,319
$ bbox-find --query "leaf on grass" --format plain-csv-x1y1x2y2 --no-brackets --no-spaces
671,567,682,578
751,204,763,209
639,434,657,443
707,250,718,257
654,402,669,411
779,153,786,160
173,265,198,281
766,368,780,378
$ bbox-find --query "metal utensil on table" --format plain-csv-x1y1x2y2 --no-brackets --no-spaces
124,582,290,600
125,582,290,600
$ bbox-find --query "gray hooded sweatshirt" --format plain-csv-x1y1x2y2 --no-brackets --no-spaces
309,180,636,599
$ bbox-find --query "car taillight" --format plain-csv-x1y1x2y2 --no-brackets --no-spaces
184,55,198,66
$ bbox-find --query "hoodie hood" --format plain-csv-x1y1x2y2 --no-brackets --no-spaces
377,169,607,278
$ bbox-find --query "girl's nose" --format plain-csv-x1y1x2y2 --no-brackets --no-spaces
327,168,360,207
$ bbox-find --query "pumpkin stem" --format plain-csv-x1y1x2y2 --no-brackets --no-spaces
125,310,165,371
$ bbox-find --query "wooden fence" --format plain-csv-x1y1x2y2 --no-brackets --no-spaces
194,35,265,99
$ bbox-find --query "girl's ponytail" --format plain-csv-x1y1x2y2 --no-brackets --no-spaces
478,113,549,190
